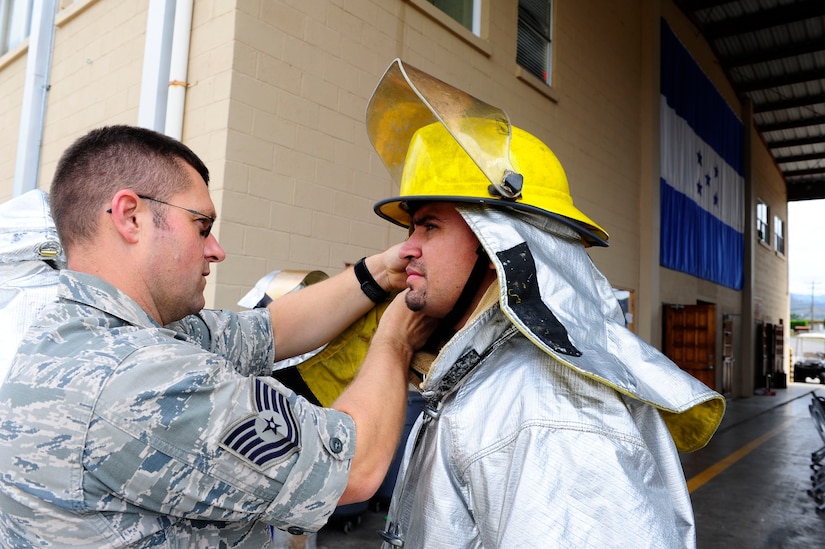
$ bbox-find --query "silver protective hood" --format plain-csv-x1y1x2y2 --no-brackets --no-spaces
0,189,64,264
0,190,65,382
458,205,725,452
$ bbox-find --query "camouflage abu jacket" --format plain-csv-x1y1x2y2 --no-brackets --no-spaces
0,270,355,548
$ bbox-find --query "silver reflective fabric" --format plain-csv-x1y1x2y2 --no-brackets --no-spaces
463,207,725,452
0,271,355,548
381,206,724,548
0,190,65,382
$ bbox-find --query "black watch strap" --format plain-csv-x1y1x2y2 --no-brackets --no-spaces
354,257,390,303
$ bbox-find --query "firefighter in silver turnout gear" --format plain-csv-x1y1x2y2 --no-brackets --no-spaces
0,125,433,547
368,60,725,548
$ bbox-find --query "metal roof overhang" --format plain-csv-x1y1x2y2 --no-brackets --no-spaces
674,0,825,201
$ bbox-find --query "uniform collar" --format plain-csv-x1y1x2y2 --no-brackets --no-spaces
58,270,163,329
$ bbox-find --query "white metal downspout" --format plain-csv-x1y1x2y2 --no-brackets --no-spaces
13,0,57,196
164,0,193,141
137,0,175,132
137,0,193,138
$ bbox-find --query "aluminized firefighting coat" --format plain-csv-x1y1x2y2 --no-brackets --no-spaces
380,206,725,548
0,189,65,383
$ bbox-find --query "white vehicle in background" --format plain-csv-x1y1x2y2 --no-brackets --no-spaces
791,332,825,384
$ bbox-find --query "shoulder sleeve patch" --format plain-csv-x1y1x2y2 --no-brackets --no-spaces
219,378,301,470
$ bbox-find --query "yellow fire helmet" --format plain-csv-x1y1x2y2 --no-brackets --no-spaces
367,59,608,247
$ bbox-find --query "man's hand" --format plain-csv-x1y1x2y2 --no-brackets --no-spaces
373,289,436,354
366,243,409,294
333,289,436,504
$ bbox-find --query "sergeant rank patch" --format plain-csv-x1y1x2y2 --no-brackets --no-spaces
220,378,301,469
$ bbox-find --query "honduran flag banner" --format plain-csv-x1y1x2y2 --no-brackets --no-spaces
660,20,744,290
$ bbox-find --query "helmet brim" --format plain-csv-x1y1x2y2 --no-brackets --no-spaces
375,196,609,247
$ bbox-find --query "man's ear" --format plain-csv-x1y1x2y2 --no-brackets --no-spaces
107,190,143,243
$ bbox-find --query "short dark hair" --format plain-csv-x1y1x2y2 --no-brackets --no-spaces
50,125,210,250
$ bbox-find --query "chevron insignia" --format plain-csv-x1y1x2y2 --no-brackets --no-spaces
219,378,301,469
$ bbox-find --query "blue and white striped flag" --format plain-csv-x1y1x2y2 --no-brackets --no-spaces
660,20,744,290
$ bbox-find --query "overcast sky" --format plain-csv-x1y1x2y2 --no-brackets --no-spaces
788,199,825,296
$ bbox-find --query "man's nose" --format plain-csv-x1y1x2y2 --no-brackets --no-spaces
206,234,226,262
399,233,421,258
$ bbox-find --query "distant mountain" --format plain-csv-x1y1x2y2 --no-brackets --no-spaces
790,293,825,321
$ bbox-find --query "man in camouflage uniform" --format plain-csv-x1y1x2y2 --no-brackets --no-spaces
0,125,432,547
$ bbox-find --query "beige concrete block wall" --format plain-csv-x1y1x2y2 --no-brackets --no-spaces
0,0,238,308
542,0,643,288
214,0,650,310
179,0,237,308
751,127,789,324
390,0,646,288
0,0,146,201
213,0,404,309
749,136,790,378
0,0,151,202
0,48,27,204
750,123,790,365
38,0,148,190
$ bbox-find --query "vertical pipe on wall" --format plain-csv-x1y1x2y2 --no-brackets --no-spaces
164,0,193,141
741,99,755,397
12,0,57,196
638,0,662,346
137,0,175,132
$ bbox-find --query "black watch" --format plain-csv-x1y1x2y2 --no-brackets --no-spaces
354,257,390,303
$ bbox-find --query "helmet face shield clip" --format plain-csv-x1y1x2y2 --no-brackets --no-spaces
489,170,523,200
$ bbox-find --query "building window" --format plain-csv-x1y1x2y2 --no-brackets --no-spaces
517,0,553,85
0,0,33,56
774,215,784,255
756,200,769,244
427,0,481,35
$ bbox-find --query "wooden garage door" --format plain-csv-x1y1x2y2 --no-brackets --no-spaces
663,304,716,390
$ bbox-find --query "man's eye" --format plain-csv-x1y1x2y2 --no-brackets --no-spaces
408,220,437,236
198,219,213,238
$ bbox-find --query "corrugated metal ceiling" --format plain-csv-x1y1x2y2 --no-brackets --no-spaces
675,0,825,201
